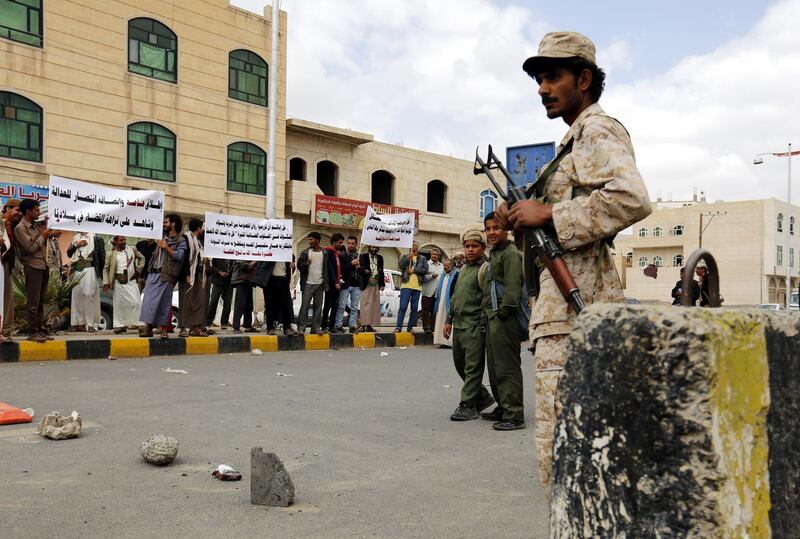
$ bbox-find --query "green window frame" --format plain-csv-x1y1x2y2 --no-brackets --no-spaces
0,0,42,47
227,142,266,195
128,18,177,83
127,122,175,182
229,49,268,107
0,91,42,162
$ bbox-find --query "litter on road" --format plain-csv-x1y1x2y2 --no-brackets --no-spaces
162,368,189,375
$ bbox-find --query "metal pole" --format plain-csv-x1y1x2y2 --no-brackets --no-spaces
786,142,792,309
698,212,703,248
265,1,280,219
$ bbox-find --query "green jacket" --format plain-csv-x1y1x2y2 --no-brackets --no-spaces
482,240,523,321
448,257,486,330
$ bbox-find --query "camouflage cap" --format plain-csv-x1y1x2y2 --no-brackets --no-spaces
461,228,486,245
522,31,597,76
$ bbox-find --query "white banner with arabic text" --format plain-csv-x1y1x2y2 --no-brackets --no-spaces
47,175,164,239
203,212,293,262
360,206,415,248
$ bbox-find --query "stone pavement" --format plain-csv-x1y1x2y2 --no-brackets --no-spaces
1,347,548,538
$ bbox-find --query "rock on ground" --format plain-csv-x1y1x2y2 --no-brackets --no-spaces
139,434,179,465
251,447,294,507
38,411,82,440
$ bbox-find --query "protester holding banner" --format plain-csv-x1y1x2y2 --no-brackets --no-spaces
395,241,428,333
177,218,209,337
357,245,384,332
15,199,54,342
1,199,21,339
139,214,184,338
103,236,144,333
67,231,102,332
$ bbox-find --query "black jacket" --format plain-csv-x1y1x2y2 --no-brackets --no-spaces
339,249,364,290
671,278,700,306
208,258,231,287
358,252,384,291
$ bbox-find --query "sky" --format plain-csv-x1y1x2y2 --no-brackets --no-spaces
231,0,800,205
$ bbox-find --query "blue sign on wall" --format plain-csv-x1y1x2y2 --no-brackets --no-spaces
505,142,556,191
0,182,48,206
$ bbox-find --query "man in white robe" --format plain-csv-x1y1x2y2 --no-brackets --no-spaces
68,231,100,331
103,236,145,333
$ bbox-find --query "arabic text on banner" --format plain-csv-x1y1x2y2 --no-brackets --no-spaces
47,175,165,240
360,206,415,249
203,212,293,262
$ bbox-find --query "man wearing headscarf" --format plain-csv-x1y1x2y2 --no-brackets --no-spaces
67,231,101,331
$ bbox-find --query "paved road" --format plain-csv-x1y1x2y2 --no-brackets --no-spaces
1,347,548,538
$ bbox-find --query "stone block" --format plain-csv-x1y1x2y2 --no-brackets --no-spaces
38,411,82,439
550,305,799,538
140,434,179,465
251,447,294,507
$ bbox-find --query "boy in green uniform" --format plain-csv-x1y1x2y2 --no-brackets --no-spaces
481,213,526,431
443,229,495,421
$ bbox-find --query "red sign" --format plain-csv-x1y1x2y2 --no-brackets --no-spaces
312,194,419,229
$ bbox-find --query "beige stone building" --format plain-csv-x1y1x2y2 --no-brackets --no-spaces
0,0,495,271
613,195,800,306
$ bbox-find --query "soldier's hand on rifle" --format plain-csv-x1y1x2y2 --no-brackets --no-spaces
507,200,554,230
495,202,513,230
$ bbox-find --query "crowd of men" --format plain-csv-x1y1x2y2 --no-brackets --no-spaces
0,201,471,342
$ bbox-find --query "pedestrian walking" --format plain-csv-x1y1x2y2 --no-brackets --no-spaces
395,241,428,332
102,235,145,333
334,235,363,333
139,214,185,338
296,231,328,335
443,229,494,421
496,31,651,488
14,199,54,342
420,247,443,333
433,258,458,347
357,245,384,332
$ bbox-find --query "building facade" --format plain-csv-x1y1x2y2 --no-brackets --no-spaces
613,197,800,306
1,0,287,217
0,0,496,270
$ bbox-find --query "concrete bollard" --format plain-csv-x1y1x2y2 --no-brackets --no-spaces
550,305,799,538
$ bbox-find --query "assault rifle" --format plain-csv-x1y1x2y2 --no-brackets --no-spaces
473,145,585,315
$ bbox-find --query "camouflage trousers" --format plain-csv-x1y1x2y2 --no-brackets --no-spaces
533,334,568,491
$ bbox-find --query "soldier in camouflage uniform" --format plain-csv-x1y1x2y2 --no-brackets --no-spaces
496,31,652,489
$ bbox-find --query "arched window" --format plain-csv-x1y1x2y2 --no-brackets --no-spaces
653,256,663,267
673,254,684,267
316,160,338,196
0,92,42,162
371,170,394,205
638,256,648,268
227,142,266,195
791,216,795,236
777,213,784,233
480,189,498,219
128,18,178,82
1,0,42,47
638,227,648,238
229,49,268,107
127,122,175,182
625,252,633,266
653,227,663,237
672,225,684,236
427,180,447,214
289,157,306,181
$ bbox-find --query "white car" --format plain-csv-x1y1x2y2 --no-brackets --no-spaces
757,303,784,311
292,269,402,327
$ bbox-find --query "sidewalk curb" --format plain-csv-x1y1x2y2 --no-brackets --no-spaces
0,332,435,363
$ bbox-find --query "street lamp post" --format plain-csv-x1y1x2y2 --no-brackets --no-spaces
754,143,798,309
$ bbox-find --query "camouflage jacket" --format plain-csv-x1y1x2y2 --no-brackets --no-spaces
530,103,651,340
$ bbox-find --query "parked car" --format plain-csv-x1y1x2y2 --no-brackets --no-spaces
95,288,179,331
757,303,785,311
